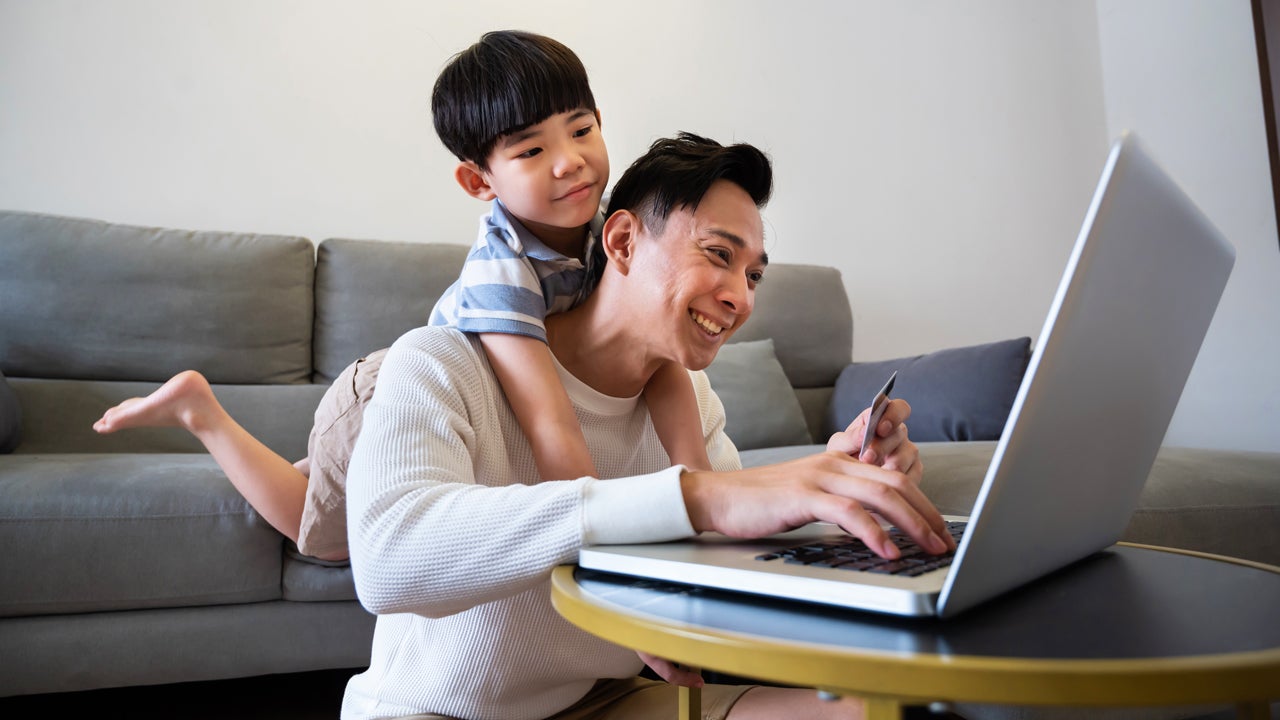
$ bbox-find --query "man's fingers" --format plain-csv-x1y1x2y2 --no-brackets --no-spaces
878,398,912,429
808,491,899,558
816,461,950,556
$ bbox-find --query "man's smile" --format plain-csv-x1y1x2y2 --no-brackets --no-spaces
690,309,730,336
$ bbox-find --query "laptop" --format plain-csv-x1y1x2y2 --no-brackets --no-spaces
578,132,1237,618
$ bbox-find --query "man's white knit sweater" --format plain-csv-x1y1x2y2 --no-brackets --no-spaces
341,326,742,720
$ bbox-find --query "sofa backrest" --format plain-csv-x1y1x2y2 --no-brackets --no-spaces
1,209,854,454
731,263,852,388
312,238,469,384
0,210,315,384
0,210,319,457
727,262,852,439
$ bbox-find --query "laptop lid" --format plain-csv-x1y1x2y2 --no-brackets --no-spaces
935,132,1235,616
578,133,1235,618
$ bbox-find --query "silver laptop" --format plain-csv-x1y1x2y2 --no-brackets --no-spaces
578,133,1237,618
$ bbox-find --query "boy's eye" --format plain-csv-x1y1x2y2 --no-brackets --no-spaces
573,125,594,138
516,147,542,159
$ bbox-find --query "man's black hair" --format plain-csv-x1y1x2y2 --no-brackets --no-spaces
432,30,596,172
605,132,773,233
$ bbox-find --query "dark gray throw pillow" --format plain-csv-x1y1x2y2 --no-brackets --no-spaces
0,369,20,453
827,337,1032,442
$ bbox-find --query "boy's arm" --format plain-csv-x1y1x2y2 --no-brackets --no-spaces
645,360,713,471
480,332,598,481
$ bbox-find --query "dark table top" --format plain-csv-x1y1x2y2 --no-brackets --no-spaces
555,545,1280,706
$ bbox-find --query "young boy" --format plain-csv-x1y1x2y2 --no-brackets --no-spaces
92,30,710,562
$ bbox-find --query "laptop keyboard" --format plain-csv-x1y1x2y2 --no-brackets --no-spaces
754,521,967,577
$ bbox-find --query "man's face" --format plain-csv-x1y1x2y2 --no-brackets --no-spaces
480,108,609,252
630,179,768,372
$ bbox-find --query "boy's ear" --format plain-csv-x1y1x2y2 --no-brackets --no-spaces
454,161,497,201
601,210,637,275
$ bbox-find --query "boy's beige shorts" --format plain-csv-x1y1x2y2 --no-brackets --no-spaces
296,348,386,559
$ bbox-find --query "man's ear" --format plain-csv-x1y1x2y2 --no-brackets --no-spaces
601,210,638,275
454,161,496,201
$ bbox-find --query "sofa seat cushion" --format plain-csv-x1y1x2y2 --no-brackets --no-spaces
0,369,18,453
740,441,1280,567
916,442,1280,567
282,544,356,601
0,454,284,617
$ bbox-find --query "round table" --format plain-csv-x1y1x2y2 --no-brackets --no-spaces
551,544,1280,720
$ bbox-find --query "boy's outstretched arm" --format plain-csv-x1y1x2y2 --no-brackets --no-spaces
480,332,598,481
645,360,712,471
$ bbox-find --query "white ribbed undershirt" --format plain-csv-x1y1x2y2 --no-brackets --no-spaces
341,326,741,720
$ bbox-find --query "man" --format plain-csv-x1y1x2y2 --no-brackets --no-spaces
342,133,953,720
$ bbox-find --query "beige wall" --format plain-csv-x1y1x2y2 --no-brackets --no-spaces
2,1,1272,451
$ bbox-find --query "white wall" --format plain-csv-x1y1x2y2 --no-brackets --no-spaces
0,0,1107,351
6,1,1269,451
1096,0,1279,452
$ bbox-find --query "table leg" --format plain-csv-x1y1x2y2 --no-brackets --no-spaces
678,681,701,720
1234,702,1270,720
861,694,904,720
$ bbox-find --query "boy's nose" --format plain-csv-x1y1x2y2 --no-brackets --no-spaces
553,147,586,177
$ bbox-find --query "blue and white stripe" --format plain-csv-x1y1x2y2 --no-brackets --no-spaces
429,200,604,342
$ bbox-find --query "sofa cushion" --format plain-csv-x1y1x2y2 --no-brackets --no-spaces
726,263,852,389
7,377,327,459
0,454,284,617
0,210,315,384
915,442,1280,567
704,339,813,451
313,238,469,383
740,441,1280,568
827,337,1031,441
0,369,19,453
282,545,357,602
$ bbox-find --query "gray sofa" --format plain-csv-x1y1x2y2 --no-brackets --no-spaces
2,209,1278,714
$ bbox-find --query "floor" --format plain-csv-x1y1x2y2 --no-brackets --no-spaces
0,668,360,719
0,670,1273,719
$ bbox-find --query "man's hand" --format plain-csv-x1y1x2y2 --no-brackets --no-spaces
829,397,921,480
637,651,704,688
680,446,952,560
681,396,953,558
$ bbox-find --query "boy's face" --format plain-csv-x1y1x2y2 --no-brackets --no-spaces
458,109,608,252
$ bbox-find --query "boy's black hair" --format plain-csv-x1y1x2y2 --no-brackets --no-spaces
606,132,773,233
432,30,597,172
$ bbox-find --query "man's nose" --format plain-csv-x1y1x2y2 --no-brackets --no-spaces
718,273,753,316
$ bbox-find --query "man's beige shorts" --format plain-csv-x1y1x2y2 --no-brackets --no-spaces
295,349,386,559
394,677,755,720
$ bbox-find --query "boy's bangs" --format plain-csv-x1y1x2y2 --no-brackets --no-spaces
486,71,595,143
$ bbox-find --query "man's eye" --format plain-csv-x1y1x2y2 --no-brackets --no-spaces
709,248,730,263
748,271,765,285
